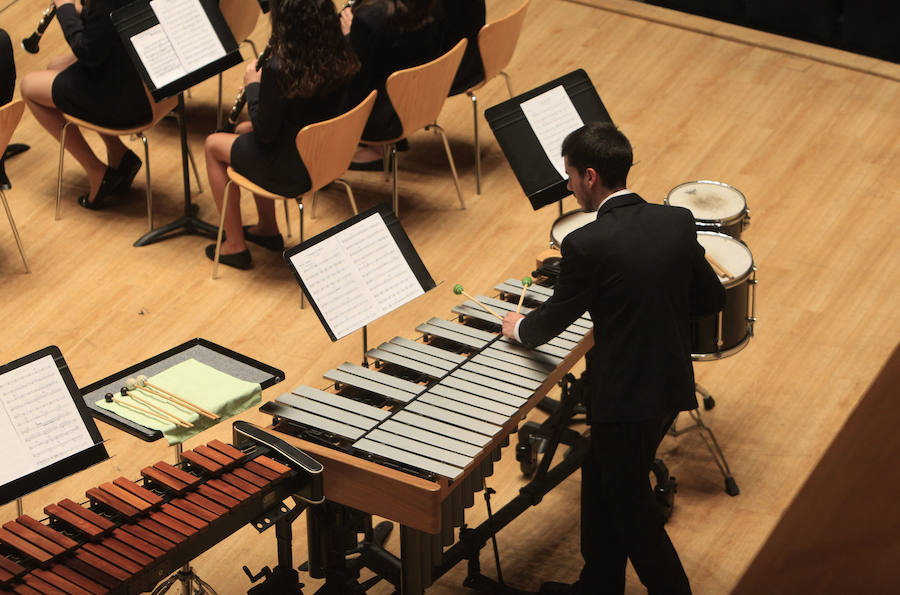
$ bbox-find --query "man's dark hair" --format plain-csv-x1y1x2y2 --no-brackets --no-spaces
561,122,633,189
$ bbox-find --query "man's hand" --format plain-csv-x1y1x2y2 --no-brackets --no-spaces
501,312,525,340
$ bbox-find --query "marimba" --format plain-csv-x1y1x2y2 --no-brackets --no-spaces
261,277,594,592
0,424,321,595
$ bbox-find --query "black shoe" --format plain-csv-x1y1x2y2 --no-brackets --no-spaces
242,225,284,252
539,582,575,595
0,162,8,190
348,158,386,172
205,244,252,270
77,167,121,210
110,150,142,195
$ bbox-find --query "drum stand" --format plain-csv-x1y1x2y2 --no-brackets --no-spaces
668,387,739,496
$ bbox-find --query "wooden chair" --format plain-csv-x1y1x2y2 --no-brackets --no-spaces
362,39,468,217
0,100,30,273
452,0,529,194
56,86,201,230
217,0,262,130
211,90,378,282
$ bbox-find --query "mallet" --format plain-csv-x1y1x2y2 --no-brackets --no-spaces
516,277,533,314
135,375,219,420
122,383,193,428
453,284,503,321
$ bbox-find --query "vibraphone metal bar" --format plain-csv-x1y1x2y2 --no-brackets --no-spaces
261,277,594,592
0,425,320,595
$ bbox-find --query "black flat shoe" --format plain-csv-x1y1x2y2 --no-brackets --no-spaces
205,244,252,270
242,225,284,252
110,150,142,195
77,167,121,210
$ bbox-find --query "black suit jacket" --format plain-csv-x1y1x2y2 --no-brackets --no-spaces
519,193,725,423
0,29,13,105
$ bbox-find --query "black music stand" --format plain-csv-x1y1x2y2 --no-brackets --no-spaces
484,69,613,212
110,0,243,247
0,347,109,509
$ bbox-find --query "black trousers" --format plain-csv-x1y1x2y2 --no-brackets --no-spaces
578,413,691,594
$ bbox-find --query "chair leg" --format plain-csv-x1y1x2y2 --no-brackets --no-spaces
140,133,152,231
283,201,292,237
211,180,232,280
427,123,465,210
469,92,481,195
311,191,318,220
500,71,513,97
55,122,71,220
1,189,30,273
333,179,358,215
391,144,399,216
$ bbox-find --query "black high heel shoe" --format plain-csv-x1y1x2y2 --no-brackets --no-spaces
77,167,121,210
110,150,142,195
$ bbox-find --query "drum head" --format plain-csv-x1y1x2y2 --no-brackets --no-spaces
697,231,753,287
550,210,595,246
666,181,747,224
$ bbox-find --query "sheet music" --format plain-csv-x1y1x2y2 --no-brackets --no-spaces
131,25,186,89
0,355,95,486
151,0,226,73
520,85,584,178
289,213,424,340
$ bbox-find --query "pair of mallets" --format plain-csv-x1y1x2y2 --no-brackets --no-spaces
452,277,533,322
104,375,219,428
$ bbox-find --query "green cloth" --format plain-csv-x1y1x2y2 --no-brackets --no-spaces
95,358,261,445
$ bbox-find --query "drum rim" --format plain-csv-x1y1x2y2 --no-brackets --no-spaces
691,331,752,360
696,231,754,288
665,180,748,226
550,209,596,245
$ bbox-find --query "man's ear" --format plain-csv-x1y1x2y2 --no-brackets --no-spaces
584,167,598,188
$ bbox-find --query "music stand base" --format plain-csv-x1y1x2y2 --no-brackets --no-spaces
134,213,219,246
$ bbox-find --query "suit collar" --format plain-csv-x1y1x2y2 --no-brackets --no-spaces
595,192,644,218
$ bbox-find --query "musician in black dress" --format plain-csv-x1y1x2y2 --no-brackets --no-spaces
1,27,29,190
203,0,359,269
20,0,150,209
340,0,444,167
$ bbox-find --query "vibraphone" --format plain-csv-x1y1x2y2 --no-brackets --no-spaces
261,277,594,593
0,424,321,595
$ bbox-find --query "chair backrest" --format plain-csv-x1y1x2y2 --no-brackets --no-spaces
219,0,261,43
0,100,25,156
295,90,378,194
478,0,529,83
385,39,467,137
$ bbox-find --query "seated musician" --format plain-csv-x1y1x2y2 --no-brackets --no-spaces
1,27,30,190
20,0,150,209
501,123,725,594
203,0,360,269
340,0,445,169
441,0,486,94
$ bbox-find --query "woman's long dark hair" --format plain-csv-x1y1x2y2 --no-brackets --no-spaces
269,0,360,98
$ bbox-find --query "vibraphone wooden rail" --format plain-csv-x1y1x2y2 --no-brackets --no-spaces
261,277,594,593
0,424,321,595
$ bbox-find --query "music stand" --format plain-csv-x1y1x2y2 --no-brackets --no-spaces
0,347,109,509
283,203,436,362
109,0,243,246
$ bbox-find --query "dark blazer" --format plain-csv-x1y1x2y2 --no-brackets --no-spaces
0,29,13,105
519,193,725,423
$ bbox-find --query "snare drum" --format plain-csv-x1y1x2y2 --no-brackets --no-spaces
692,232,757,359
666,180,750,239
550,210,595,248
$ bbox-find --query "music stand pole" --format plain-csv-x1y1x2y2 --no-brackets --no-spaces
133,94,219,247
16,497,23,517
362,325,368,368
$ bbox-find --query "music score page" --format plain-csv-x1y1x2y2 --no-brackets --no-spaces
0,355,95,486
520,85,584,179
131,0,226,89
289,213,424,340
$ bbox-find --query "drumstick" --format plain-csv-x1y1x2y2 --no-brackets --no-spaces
516,277,533,314
104,392,188,428
120,385,193,428
135,375,219,420
705,253,733,280
452,284,503,321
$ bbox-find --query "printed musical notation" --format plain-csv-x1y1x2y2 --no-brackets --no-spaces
520,85,584,179
289,213,424,340
0,355,95,486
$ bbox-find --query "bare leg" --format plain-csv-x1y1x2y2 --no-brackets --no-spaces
205,132,246,254
20,65,107,201
249,196,279,236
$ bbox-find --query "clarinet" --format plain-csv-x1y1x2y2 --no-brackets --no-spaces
21,2,57,54
218,44,271,133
